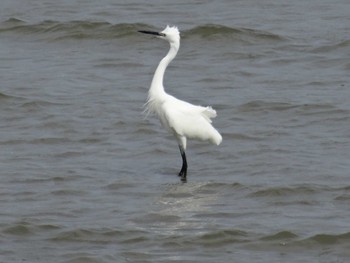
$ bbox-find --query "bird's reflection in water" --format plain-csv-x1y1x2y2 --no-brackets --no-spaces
143,182,220,236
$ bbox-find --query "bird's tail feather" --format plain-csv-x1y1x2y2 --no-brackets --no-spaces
202,106,222,145
211,129,223,145
201,106,217,123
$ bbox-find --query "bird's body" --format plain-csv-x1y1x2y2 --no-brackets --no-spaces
139,26,222,181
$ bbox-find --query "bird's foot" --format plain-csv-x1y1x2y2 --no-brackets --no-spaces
178,170,187,182
180,175,187,182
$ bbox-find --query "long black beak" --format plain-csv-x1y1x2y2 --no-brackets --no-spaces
138,30,165,37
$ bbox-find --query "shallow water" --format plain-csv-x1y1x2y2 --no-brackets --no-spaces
1,1,350,262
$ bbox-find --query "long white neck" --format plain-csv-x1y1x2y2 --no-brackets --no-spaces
148,42,179,101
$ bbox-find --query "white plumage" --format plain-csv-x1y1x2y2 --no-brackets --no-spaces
139,25,222,181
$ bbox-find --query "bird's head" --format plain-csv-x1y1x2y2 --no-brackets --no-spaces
139,25,180,45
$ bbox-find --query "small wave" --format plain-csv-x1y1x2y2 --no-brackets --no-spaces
50,228,148,244
0,17,26,29
257,231,350,248
2,221,61,236
185,24,285,43
64,255,103,263
17,174,82,184
0,92,12,100
295,103,349,117
1,19,284,44
238,100,350,118
132,213,181,224
0,137,69,146
196,229,249,247
195,181,245,194
0,91,26,101
334,194,350,201
50,229,97,242
302,232,350,245
0,18,148,40
261,231,299,241
51,189,86,196
249,185,317,197
222,132,264,141
311,39,350,53
103,181,136,191
20,100,66,113
238,100,298,113
3,224,33,236
30,137,70,145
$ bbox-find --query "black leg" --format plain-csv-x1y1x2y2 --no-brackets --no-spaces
178,145,187,181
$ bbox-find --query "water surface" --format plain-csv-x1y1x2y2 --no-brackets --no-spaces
1,1,350,262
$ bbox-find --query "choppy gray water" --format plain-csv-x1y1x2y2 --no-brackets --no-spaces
1,1,350,262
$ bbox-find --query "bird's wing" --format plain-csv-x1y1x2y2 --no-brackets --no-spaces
160,96,220,143
165,95,216,119
200,106,217,123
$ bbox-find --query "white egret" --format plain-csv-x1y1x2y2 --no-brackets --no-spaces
139,25,222,181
